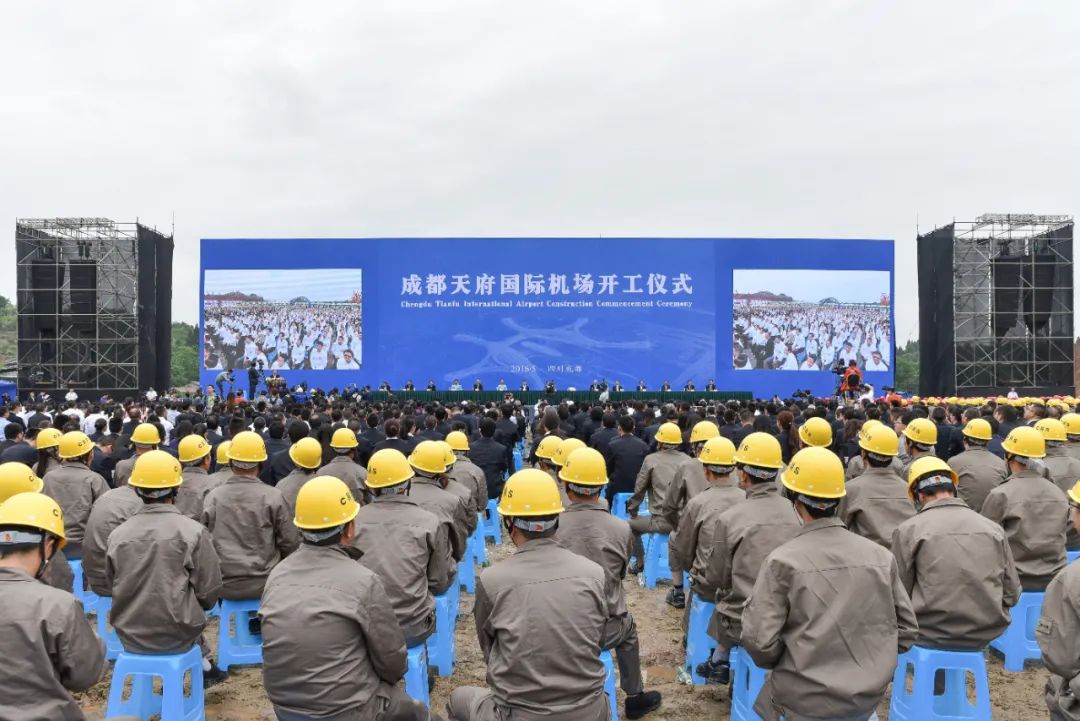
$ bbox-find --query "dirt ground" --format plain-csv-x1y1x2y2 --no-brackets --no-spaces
77,539,1050,721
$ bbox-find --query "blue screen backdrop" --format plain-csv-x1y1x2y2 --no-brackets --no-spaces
199,238,894,398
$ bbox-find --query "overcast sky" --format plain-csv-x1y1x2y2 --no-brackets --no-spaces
4,1,1079,344
734,269,889,305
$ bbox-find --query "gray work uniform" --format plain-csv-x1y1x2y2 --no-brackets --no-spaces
846,454,905,481
900,448,937,481
837,466,915,550
1045,446,1080,550
948,446,1008,512
351,494,448,645
704,482,801,647
1066,441,1080,463
113,454,137,487
555,501,643,695
447,538,610,721
668,479,745,600
318,455,369,502
41,461,108,557
202,474,300,600
261,543,430,721
42,551,74,594
105,504,221,654
658,454,705,530
409,475,469,568
445,478,479,536
892,497,1020,649
81,484,143,595
742,518,918,721
276,468,318,516
176,465,225,521
0,567,105,721
1038,561,1080,721
448,456,489,511
981,469,1069,590
626,448,683,559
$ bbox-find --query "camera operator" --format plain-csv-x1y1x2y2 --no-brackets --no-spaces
215,368,235,398
840,359,862,400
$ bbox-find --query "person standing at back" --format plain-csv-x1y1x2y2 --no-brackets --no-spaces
447,469,611,721
261,476,441,721
948,418,1008,513
893,457,1019,652
981,426,1069,591
605,415,649,506
555,448,663,719
0,493,105,720
202,431,299,601
469,418,508,502
741,447,917,721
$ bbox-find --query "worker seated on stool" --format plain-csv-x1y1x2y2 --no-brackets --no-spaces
1038,479,1080,721
262,476,441,721
626,423,683,574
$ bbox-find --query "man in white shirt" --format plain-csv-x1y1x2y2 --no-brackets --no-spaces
496,379,508,391
309,341,329,370
864,350,889,372
336,348,360,370
145,387,158,402
64,389,78,403
1007,387,1019,400
449,379,463,391
799,353,819,371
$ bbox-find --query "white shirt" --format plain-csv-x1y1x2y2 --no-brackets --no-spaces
310,348,329,370
337,358,360,370
65,390,78,402
146,389,158,402
865,358,889,371
1007,390,1019,400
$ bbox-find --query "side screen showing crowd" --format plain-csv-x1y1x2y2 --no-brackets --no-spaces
732,301,891,371
203,301,363,371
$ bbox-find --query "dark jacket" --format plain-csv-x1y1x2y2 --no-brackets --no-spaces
605,434,649,497
469,437,508,498
263,447,295,487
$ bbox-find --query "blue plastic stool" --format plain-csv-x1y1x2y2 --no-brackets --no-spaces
459,536,477,593
1069,550,1080,564
889,645,991,721
404,643,431,707
427,578,458,677
731,646,767,721
94,595,124,661
989,591,1044,672
105,644,204,721
472,523,488,565
643,533,671,589
480,499,501,545
512,448,523,472
611,493,632,520
69,559,100,614
685,592,716,685
205,602,219,619
601,649,619,721
217,598,263,672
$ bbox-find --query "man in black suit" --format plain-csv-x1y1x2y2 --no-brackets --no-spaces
588,413,618,458
495,404,520,471
457,404,479,437
26,404,51,432
359,412,386,447
605,415,649,504
264,421,308,486
469,417,508,500
434,407,453,437
416,415,445,441
730,410,754,447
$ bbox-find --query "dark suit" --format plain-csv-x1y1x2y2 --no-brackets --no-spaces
265,447,295,486
458,414,478,437
416,428,445,442
495,418,520,471
934,422,964,461
360,427,386,448
605,433,649,500
0,442,37,467
373,437,412,456
470,437,508,499
588,426,617,458
730,424,753,448
26,412,51,431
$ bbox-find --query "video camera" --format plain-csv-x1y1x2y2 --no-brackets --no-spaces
830,359,846,375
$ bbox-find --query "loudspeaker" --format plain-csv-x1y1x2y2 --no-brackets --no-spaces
68,262,97,317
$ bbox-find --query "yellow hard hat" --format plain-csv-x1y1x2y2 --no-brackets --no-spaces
734,432,784,470
0,492,66,549
58,431,93,460
781,447,845,499
1035,418,1068,443
798,417,833,448
288,437,323,470
366,448,415,488
330,428,359,450
535,435,562,461
446,431,470,452
128,450,183,490
0,463,43,503
903,418,938,446
552,438,585,467
498,468,564,517
215,440,232,465
1002,426,1046,459
294,476,360,530
860,424,899,457
906,456,959,500
178,435,211,463
655,422,682,446
859,419,883,440
699,436,737,466
409,440,448,475
35,428,62,451
437,441,457,467
558,447,607,486
689,421,720,444
130,423,161,446
962,418,993,442
1062,413,1080,437
1067,480,1080,506
228,431,268,463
